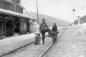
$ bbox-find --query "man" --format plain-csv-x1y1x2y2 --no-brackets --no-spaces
52,23,58,43
39,18,48,44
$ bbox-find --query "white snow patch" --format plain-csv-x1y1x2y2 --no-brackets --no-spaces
0,33,35,56
44,23,86,57
30,22,40,33
78,55,84,57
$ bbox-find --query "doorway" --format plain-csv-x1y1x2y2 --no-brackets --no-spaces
6,20,14,37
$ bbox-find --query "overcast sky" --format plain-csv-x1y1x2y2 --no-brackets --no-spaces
20,0,86,22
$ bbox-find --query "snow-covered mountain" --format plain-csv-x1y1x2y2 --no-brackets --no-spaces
23,10,70,27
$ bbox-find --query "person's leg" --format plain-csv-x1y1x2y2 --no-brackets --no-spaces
41,31,45,44
42,32,45,44
53,32,57,43
41,30,46,44
40,31,44,44
38,37,40,45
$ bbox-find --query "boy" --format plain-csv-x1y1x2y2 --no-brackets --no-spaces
34,32,40,45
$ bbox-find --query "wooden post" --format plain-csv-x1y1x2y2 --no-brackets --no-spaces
72,9,76,26
36,0,39,24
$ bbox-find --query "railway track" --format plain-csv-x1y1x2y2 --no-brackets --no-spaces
38,29,67,57
0,42,33,57
0,28,67,57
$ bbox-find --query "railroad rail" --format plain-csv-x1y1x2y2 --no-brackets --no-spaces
0,42,33,57
0,28,67,57
38,29,67,57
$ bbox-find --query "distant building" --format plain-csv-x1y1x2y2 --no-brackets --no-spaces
74,15,86,24
12,0,20,4
0,0,23,13
69,15,86,26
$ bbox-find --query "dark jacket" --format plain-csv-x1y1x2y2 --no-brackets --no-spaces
39,22,48,31
52,25,57,32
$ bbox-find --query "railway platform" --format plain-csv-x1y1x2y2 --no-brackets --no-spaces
2,36,52,57
42,24,86,57
0,33,35,56
1,28,64,57
0,28,65,57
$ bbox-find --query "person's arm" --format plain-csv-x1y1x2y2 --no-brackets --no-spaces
45,23,49,29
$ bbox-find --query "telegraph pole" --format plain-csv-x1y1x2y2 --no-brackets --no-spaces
72,9,76,26
77,16,80,24
36,0,39,24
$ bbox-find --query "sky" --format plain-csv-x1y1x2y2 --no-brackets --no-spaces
20,0,86,22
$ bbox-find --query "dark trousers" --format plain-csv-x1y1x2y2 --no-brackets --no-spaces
41,31,45,44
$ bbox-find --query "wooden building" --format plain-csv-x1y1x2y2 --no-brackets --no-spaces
0,8,33,38
0,0,23,13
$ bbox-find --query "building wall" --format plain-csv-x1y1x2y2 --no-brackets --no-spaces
14,4,23,13
70,15,86,26
3,0,20,4
0,0,23,13
0,0,12,10
12,0,20,4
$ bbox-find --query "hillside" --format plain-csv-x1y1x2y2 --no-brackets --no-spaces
23,11,70,27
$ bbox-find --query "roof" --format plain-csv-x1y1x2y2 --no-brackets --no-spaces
3,0,20,4
3,0,12,3
0,8,33,19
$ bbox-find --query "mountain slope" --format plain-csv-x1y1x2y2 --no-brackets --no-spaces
23,11,70,27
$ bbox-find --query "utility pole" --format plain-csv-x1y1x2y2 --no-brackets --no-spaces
36,0,39,24
77,16,80,24
72,9,76,26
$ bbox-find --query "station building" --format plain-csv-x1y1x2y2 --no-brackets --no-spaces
0,0,23,13
0,0,33,38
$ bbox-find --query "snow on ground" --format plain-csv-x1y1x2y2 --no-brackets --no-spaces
1,27,64,57
43,23,86,57
3,37,52,57
59,23,86,43
0,33,35,56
